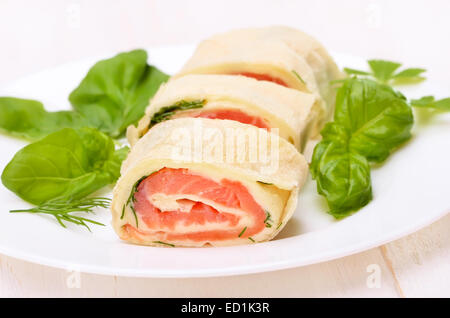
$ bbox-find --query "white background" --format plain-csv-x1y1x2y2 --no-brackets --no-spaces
0,0,449,297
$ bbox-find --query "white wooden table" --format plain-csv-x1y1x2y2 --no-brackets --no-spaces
0,0,449,297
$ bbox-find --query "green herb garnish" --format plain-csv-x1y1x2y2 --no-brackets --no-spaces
264,211,273,228
292,70,306,84
276,223,282,230
1,128,128,205
410,96,450,111
153,241,175,247
257,181,273,185
1,128,128,229
238,226,247,237
312,68,450,218
0,50,169,140
121,173,154,227
149,99,205,128
130,205,139,229
311,77,413,217
248,237,255,242
10,197,109,231
0,97,90,141
69,50,169,138
344,59,426,85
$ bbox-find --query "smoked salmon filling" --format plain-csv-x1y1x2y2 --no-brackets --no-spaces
178,108,271,130
127,74,319,151
230,72,288,87
113,118,308,247
176,26,344,135
122,168,266,244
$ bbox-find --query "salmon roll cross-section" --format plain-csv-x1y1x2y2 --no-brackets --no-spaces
127,74,319,151
113,118,308,247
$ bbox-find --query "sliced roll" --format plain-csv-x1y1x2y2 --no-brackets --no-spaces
176,26,344,133
127,74,319,151
113,118,308,247
246,26,344,109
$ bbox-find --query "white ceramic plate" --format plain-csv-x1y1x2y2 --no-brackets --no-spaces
0,46,448,277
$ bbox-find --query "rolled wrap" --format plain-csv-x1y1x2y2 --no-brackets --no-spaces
127,74,319,151
113,118,308,247
176,26,344,134
247,26,345,109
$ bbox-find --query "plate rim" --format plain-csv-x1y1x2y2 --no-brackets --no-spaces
0,210,446,278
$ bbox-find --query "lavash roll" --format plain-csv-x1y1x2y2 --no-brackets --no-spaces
176,26,344,134
127,74,319,151
113,118,308,247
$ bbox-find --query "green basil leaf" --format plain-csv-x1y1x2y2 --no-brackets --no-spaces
310,123,372,218
311,78,414,218
69,49,169,138
335,78,413,163
344,60,427,86
343,68,370,76
433,98,450,111
0,97,89,141
393,68,426,79
149,99,205,128
411,96,450,111
1,128,128,205
367,59,402,83
392,68,426,84
310,122,348,179
410,95,435,107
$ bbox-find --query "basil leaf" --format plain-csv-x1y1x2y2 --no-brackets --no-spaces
310,123,372,217
1,128,128,205
69,49,169,138
428,98,450,111
392,68,426,84
343,68,370,76
149,100,205,128
393,68,426,79
311,78,413,218
368,59,402,83
0,97,89,141
410,96,435,107
344,60,427,85
411,96,450,111
335,78,414,163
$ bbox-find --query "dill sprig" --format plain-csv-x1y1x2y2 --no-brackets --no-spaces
121,173,154,228
149,99,205,128
10,197,109,231
264,211,273,228
292,70,306,84
238,226,247,237
257,181,273,185
153,241,175,247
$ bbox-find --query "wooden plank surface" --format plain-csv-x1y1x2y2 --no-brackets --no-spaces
0,246,398,297
381,214,450,297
